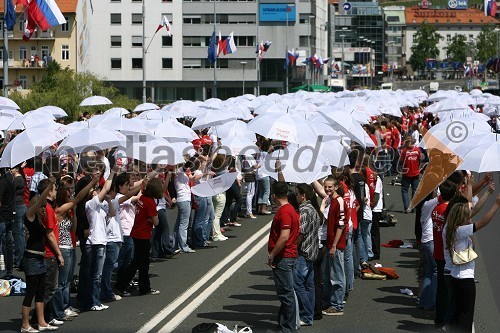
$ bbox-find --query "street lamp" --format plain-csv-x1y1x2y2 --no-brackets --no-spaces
340,34,346,78
240,61,247,94
370,40,375,89
308,15,315,88
388,41,395,83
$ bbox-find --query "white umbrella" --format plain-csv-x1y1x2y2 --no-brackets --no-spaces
318,141,351,167
95,117,152,135
191,109,237,130
191,172,238,197
219,136,258,156
7,112,55,131
317,109,369,147
200,98,224,110
247,112,318,144
153,118,199,141
127,138,192,165
0,97,20,109
137,109,174,121
0,109,23,118
459,141,500,172
133,102,159,112
0,123,74,168
162,100,202,118
34,105,68,118
469,89,483,97
103,107,130,117
208,120,255,140
79,96,113,106
56,128,127,154
0,116,16,130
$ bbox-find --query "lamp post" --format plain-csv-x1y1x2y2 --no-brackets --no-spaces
340,34,346,78
358,36,364,87
241,61,247,94
370,40,375,89
388,41,395,83
308,15,315,88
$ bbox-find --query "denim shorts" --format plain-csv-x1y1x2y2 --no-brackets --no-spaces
23,256,47,276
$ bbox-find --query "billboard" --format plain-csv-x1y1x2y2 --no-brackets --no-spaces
447,0,468,9
259,4,296,22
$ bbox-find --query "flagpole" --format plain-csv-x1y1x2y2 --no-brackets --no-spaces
142,2,147,103
3,0,9,97
285,6,289,94
213,0,217,99
256,0,260,96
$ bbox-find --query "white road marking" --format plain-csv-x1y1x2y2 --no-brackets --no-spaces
137,221,272,333
158,234,270,333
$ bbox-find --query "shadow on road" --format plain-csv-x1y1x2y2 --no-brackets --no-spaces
397,319,437,332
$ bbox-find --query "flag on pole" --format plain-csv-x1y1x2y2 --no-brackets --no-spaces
22,0,66,41
155,15,172,36
256,41,272,61
207,31,217,65
5,0,16,31
285,49,299,68
485,0,497,16
464,65,471,77
218,31,225,57
223,32,237,55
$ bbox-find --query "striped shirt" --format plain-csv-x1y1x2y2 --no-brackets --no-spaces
298,200,321,261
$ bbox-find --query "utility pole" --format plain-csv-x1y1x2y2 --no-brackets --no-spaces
3,0,9,97
142,3,146,103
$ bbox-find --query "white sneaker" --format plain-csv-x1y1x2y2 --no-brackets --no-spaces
68,306,80,314
212,236,228,242
99,304,109,310
103,294,122,302
48,320,63,326
90,305,103,311
64,308,78,317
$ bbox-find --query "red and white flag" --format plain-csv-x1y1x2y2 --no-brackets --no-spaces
155,15,172,36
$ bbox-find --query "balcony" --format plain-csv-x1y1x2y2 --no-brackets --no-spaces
0,60,48,69
0,30,56,40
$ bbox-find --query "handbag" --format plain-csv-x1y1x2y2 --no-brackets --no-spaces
452,246,478,265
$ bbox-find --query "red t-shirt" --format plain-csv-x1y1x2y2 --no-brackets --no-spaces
392,128,401,149
400,146,421,177
23,167,34,206
130,196,158,240
432,198,448,261
326,197,348,250
382,129,393,148
364,168,376,208
44,203,59,258
402,117,408,133
267,203,300,259
369,134,378,146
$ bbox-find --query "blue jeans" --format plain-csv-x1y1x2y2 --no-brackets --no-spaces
51,248,73,319
14,204,27,267
173,201,192,252
205,197,215,241
401,176,420,211
344,231,354,294
293,255,315,325
88,244,106,307
257,177,270,205
76,241,91,309
322,249,345,311
357,219,371,264
101,241,121,300
192,195,209,247
0,218,15,273
117,236,134,278
419,241,437,309
151,209,174,257
272,257,298,333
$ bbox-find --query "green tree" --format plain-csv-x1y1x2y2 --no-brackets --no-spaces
409,21,443,73
9,64,138,120
444,34,467,62
476,25,498,63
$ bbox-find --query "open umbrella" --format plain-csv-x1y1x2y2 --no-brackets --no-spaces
0,116,16,130
219,136,258,156
0,123,74,168
247,112,318,144
153,118,199,141
126,138,192,165
0,109,23,118
133,103,159,112
56,128,127,154
191,109,237,130
191,172,238,197
95,117,152,135
7,112,56,131
34,106,68,118
162,100,202,118
459,141,500,172
0,97,20,109
103,107,130,117
317,109,369,147
80,96,113,106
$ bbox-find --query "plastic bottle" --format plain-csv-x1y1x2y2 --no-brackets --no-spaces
0,254,6,277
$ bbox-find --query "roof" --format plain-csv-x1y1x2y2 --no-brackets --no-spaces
405,7,499,25
0,0,77,13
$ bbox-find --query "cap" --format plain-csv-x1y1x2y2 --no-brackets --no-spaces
200,135,213,146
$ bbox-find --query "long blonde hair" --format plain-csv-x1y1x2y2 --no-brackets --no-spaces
445,203,471,255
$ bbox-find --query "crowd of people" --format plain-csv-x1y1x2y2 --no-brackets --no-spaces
0,99,499,333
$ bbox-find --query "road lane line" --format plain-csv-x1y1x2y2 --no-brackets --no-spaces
137,221,272,333
158,233,270,333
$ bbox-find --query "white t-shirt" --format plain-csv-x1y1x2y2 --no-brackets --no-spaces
320,197,330,242
101,156,110,180
373,176,384,213
420,197,439,244
363,184,372,220
443,223,475,279
85,196,110,245
116,193,135,237
411,130,420,145
175,169,191,202
255,152,268,180
106,198,123,243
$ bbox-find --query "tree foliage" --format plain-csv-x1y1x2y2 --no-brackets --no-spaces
475,25,498,63
9,62,139,120
409,21,443,73
444,34,467,62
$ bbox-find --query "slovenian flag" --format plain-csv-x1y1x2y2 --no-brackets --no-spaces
156,15,172,36
22,0,66,41
286,50,299,66
485,0,497,16
223,32,237,55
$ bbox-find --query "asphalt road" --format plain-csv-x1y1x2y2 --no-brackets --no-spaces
1,175,499,333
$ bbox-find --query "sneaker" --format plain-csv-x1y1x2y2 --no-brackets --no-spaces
37,325,58,331
140,289,160,295
116,289,131,297
212,236,228,242
90,305,104,311
64,308,78,318
299,320,312,326
68,306,81,314
248,214,257,219
103,294,122,302
181,248,196,253
48,320,63,326
99,304,109,310
229,221,242,227
322,307,344,316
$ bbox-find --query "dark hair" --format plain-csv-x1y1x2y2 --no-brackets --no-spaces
114,174,130,193
287,192,299,212
143,178,163,199
37,178,52,195
444,195,469,220
34,156,44,172
55,188,71,208
296,183,322,218
272,181,289,199
348,149,363,169
447,171,465,186
340,167,353,190
439,180,457,202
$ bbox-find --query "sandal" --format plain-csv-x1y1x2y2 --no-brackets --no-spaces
21,327,39,333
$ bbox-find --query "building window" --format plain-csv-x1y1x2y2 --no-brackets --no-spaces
19,75,27,89
111,0,121,2
386,16,399,22
131,36,143,47
162,36,173,47
61,45,69,60
111,13,121,24
19,45,27,60
162,58,173,69
183,59,201,69
132,13,142,25
41,46,49,59
111,58,122,69
161,13,173,24
18,19,23,32
61,17,69,32
183,15,201,24
235,36,254,46
412,34,418,42
299,14,314,24
111,35,122,47
183,37,201,47
132,0,142,2
446,34,451,42
132,58,143,69
30,45,37,57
